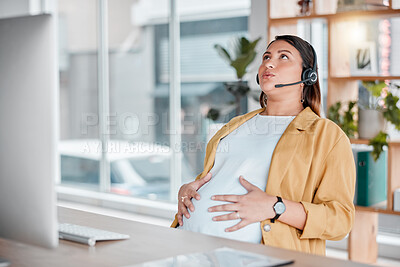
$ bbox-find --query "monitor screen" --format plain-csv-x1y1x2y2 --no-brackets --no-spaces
0,14,59,248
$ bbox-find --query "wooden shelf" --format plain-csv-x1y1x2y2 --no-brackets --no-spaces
269,14,329,24
350,139,400,145
356,205,400,216
327,8,400,20
269,9,400,24
330,76,400,81
350,139,369,145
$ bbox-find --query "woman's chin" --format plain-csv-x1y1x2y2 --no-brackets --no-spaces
261,85,279,95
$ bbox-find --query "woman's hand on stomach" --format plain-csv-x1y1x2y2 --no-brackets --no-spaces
177,172,212,226
208,175,275,232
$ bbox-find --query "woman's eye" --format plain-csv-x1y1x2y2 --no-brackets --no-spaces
280,54,289,59
263,55,270,60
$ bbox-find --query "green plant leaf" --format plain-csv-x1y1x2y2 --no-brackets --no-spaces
231,51,257,79
237,37,249,55
343,101,357,138
383,92,400,130
328,101,357,137
247,37,261,52
327,102,342,126
328,101,357,138
214,44,232,64
213,36,261,116
362,81,387,97
369,131,388,161
214,36,261,80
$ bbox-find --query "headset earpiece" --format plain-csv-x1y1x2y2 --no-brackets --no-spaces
256,74,259,85
301,45,318,86
302,68,317,86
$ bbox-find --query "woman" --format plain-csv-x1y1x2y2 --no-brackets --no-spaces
171,35,355,255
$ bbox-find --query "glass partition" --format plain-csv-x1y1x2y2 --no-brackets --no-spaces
58,0,100,192
58,0,251,202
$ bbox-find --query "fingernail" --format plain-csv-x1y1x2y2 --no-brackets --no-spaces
211,196,215,200
207,208,212,212
212,217,217,221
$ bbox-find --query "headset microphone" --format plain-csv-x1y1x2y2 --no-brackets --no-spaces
275,79,310,88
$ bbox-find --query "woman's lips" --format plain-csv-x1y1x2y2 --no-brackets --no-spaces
262,72,275,79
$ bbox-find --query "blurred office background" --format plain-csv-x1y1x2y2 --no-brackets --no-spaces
0,0,399,264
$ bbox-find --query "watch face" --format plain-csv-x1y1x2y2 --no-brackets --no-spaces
274,202,286,214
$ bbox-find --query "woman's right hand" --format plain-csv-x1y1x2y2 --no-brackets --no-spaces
177,172,212,226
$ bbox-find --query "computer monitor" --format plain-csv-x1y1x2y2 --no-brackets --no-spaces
0,14,59,248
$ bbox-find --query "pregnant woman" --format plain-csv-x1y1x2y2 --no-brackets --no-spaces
171,35,356,256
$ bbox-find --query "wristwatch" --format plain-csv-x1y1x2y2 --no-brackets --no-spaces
271,196,286,223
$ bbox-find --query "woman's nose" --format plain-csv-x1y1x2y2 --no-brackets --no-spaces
264,59,275,69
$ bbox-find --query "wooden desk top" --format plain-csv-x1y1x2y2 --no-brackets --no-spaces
0,207,371,267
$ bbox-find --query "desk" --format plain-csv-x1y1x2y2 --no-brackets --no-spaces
0,207,371,267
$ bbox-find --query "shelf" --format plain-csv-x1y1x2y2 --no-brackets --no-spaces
269,8,400,25
330,76,400,81
356,205,400,216
269,14,329,24
266,2,400,262
327,8,400,20
350,139,369,145
350,139,400,146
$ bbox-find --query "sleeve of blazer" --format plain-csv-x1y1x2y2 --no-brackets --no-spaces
299,134,356,241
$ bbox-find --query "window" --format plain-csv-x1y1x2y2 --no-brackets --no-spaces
57,0,251,207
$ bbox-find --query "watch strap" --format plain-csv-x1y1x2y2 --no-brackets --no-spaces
271,196,283,223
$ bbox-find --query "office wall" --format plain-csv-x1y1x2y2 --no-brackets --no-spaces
0,0,52,18
0,0,30,18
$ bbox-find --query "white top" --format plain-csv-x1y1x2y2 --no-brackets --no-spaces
180,114,295,243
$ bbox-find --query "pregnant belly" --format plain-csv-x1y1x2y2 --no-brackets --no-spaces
180,181,262,243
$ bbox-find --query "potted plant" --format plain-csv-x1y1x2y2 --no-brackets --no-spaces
207,36,261,121
329,81,400,161
360,81,400,161
358,81,387,140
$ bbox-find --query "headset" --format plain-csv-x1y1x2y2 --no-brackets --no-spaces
256,43,318,88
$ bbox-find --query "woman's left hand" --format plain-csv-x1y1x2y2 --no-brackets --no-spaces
208,175,276,232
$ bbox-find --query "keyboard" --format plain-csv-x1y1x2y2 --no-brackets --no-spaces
59,223,130,246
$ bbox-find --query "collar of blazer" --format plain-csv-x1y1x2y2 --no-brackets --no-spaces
212,106,319,142
266,107,320,194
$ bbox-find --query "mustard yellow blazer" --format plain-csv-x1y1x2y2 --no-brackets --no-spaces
171,107,356,255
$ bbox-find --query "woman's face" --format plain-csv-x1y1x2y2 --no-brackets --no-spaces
258,40,304,97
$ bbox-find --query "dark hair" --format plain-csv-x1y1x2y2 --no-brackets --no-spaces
259,35,321,116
